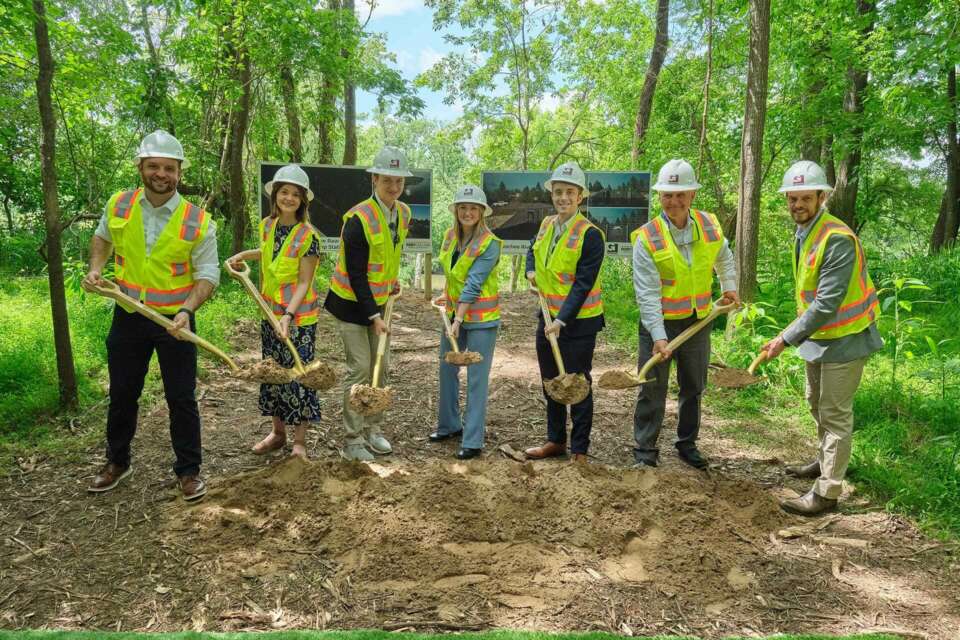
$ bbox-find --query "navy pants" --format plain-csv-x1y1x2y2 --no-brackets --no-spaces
534,319,597,455
104,305,202,477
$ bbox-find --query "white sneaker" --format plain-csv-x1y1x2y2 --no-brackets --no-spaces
365,433,392,454
340,442,375,462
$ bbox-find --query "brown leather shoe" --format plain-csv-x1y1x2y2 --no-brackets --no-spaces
785,460,820,479
571,453,589,464
524,441,567,460
88,463,132,493
780,489,837,516
179,475,207,501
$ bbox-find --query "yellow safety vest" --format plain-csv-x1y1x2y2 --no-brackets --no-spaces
258,217,319,326
532,212,604,319
637,210,724,320
439,227,502,324
107,189,210,315
328,197,410,306
794,212,878,339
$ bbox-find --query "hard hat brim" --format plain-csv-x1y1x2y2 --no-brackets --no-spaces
778,185,834,193
544,178,586,192
135,153,190,170
448,200,492,215
265,180,315,202
652,182,701,192
366,166,415,178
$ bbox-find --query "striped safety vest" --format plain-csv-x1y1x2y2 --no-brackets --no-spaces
636,210,724,320
439,227,502,324
794,212,878,339
328,197,409,306
532,212,604,319
259,217,319,326
106,189,210,314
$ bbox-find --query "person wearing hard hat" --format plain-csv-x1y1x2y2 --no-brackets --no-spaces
523,161,605,463
227,164,321,460
82,130,219,501
632,159,739,470
324,146,412,461
429,185,503,460
761,160,882,516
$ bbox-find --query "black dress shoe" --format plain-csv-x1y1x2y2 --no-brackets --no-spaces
429,430,462,442
632,457,658,468
456,448,481,460
678,447,709,469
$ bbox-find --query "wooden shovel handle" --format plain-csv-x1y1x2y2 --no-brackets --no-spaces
747,351,769,375
90,280,239,372
225,259,305,374
537,292,567,376
371,293,397,388
431,299,461,353
636,300,738,381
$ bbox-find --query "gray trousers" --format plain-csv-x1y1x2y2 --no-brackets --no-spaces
335,317,390,444
633,316,711,462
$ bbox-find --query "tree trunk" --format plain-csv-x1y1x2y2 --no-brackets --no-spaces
318,75,336,164
829,0,875,228
341,0,357,165
734,0,771,303
278,64,303,162
2,194,12,236
33,0,78,409
631,0,669,167
931,64,959,253
821,133,836,186
139,0,175,133
227,45,252,256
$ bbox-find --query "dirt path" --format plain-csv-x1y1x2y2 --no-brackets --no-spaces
1,293,958,637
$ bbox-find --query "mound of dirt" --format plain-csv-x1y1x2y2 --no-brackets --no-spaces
161,457,790,629
348,383,393,415
445,351,483,366
298,361,338,390
544,372,590,404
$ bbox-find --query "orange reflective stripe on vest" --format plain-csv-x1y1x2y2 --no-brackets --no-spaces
112,189,138,220
179,203,205,241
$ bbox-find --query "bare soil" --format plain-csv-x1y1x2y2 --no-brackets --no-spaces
1,293,958,637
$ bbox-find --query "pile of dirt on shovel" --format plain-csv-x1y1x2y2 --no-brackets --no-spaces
158,457,793,630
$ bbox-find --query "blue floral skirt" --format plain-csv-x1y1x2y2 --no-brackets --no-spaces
258,320,322,425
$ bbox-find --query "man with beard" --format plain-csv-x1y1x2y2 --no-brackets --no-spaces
762,160,882,516
83,130,219,501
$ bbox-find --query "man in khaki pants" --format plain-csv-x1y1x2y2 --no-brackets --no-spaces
762,161,883,516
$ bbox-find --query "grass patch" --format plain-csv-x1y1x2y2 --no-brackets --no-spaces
0,631,901,640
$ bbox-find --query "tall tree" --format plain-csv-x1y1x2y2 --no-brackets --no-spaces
341,0,357,165
734,0,771,302
829,0,875,228
278,64,303,162
931,65,959,252
33,0,78,408
631,0,669,166
224,2,252,254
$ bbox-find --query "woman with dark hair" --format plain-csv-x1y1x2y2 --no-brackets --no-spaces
227,164,321,459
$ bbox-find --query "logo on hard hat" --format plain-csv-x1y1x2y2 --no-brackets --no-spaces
389,159,400,168
562,167,573,175
793,175,805,185
464,188,473,195
668,174,679,183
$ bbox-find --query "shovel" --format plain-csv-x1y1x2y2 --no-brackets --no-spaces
431,298,483,366
712,350,769,389
348,292,397,416
225,259,337,391
537,291,590,405
598,300,737,390
89,280,290,383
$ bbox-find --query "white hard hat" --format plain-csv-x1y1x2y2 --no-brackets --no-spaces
366,146,414,177
448,184,491,214
653,159,701,192
779,160,834,193
135,130,189,169
265,164,314,202
544,161,587,192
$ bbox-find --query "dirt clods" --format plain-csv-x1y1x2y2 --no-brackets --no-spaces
348,383,393,415
543,372,590,404
297,360,338,390
235,358,293,384
711,367,762,389
597,368,643,389
445,350,484,366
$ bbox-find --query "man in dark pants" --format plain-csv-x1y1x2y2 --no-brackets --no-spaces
523,161,605,463
83,131,218,501
631,159,738,469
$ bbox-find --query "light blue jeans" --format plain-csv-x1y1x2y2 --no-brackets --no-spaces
437,325,498,449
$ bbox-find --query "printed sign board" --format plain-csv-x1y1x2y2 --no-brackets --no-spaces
258,162,432,253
